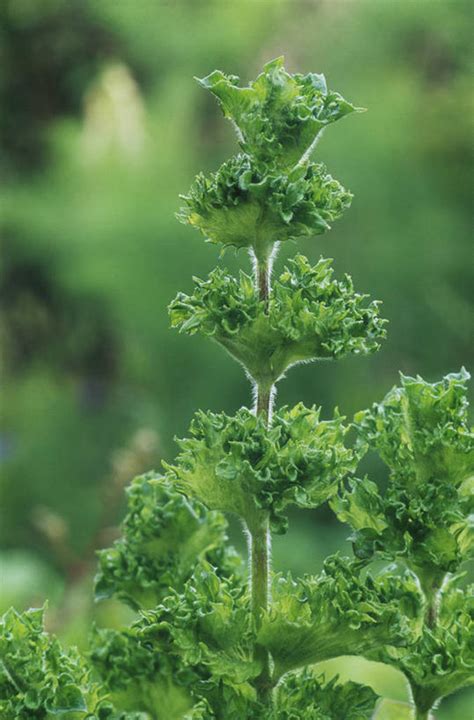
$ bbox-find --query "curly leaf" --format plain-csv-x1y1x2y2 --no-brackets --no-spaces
0,607,134,719
337,371,474,579
271,669,378,720
170,254,386,384
177,155,351,252
137,564,262,719
165,404,358,533
89,626,193,719
381,580,474,713
198,56,362,168
258,556,413,679
95,473,242,611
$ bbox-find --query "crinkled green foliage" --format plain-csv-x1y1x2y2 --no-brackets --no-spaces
95,473,242,611
197,56,362,169
178,155,351,252
332,370,474,579
0,607,137,720
137,563,262,720
89,626,194,719
258,555,412,680
182,700,215,719
126,562,381,720
381,577,474,712
271,669,378,720
20,58,449,720
165,403,358,533
169,254,386,384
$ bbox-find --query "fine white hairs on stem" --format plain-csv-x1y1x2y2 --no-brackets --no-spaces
297,128,325,166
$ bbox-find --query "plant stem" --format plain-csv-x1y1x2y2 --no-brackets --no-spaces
409,569,445,720
250,249,275,707
250,516,272,704
415,711,429,720
257,254,270,310
256,384,272,418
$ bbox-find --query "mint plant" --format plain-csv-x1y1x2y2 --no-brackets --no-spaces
1,58,472,720
90,58,399,718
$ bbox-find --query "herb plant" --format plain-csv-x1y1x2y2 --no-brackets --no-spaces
332,370,474,719
1,58,472,720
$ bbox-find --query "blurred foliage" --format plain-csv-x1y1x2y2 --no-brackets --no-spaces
0,0,473,715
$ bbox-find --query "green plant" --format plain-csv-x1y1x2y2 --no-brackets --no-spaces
332,370,474,719
1,57,472,720
92,58,394,718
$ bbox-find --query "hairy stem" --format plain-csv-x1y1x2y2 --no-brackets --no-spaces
256,384,273,418
409,569,445,719
250,517,272,704
250,249,275,707
257,253,270,310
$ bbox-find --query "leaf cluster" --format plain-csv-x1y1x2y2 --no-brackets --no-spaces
178,155,351,253
165,403,358,533
197,56,361,169
332,370,474,580
378,576,474,712
136,563,261,720
0,607,138,720
90,626,194,719
95,473,242,611
118,560,383,720
271,669,378,720
258,555,413,680
170,254,386,384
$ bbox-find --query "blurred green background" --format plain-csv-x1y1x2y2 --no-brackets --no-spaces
0,0,473,716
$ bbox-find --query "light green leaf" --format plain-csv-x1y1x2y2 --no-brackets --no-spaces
271,669,378,719
198,57,363,168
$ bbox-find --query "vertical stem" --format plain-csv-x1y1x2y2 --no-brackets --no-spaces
250,248,275,706
409,569,445,720
251,521,270,624
257,253,270,311
250,517,272,704
256,384,272,418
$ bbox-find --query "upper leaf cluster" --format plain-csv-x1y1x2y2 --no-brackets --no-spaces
197,56,362,169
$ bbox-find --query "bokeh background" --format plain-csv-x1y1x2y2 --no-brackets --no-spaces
1,0,473,717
